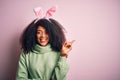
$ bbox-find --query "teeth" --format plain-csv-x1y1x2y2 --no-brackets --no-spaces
41,40,45,41
40,39,46,42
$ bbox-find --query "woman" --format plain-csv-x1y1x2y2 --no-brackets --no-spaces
16,18,74,80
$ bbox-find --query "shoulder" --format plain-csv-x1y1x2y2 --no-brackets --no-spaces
19,50,30,59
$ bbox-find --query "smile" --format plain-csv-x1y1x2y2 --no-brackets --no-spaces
40,38,47,42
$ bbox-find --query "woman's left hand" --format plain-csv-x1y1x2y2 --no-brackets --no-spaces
61,40,75,57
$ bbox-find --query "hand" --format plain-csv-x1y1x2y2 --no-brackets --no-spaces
61,40,75,58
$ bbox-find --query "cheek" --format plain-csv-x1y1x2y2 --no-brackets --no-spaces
36,34,41,39
47,35,49,40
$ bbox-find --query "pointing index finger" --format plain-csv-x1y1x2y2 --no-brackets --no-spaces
71,40,75,44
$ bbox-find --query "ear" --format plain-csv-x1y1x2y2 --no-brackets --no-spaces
45,6,57,18
33,7,43,18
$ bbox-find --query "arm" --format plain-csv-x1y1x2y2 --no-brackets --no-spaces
16,52,28,80
51,40,75,80
16,52,41,80
51,56,69,80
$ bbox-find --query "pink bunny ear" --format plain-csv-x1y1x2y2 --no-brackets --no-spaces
33,7,43,18
46,6,57,18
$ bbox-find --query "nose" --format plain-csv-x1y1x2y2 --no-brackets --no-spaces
41,33,46,37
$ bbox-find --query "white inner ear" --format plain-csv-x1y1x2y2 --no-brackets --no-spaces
33,7,43,18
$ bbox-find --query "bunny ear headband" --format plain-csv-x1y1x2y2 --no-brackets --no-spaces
33,6,57,23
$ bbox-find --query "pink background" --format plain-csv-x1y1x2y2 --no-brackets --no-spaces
0,0,120,80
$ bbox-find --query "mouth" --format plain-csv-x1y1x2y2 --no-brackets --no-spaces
37,37,49,46
40,38,47,42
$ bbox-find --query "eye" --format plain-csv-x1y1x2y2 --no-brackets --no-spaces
37,31,42,34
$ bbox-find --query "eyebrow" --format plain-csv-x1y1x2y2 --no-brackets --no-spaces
37,30,42,31
37,30,46,32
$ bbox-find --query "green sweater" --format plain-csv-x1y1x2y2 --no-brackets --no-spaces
16,44,69,80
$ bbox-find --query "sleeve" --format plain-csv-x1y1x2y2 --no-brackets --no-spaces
16,52,41,80
51,56,69,80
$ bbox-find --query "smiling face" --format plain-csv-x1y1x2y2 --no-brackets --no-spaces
36,26,49,46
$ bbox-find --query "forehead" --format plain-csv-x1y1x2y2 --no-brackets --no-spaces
37,26,46,31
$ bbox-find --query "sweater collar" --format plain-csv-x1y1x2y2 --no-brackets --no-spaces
33,44,52,54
